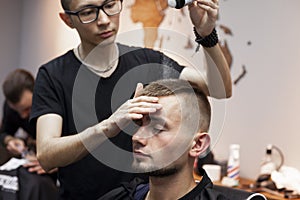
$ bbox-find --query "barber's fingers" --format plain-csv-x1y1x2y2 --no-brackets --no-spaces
130,106,161,114
195,0,219,6
129,97,161,110
128,96,161,111
211,0,219,6
128,99,162,109
192,0,219,10
110,96,161,127
122,98,162,120
130,95,159,103
133,83,144,98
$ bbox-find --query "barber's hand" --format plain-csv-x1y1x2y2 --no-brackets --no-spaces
189,0,219,37
6,138,26,156
105,83,162,137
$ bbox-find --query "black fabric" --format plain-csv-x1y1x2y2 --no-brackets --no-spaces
178,169,228,200
30,43,183,200
99,178,145,200
0,102,35,146
212,185,265,200
18,167,58,200
0,168,18,200
0,167,58,200
99,169,229,200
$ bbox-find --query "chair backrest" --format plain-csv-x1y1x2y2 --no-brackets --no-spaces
213,185,267,200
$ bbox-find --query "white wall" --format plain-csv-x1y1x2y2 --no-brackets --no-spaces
214,0,300,178
18,0,80,75
0,0,22,119
1,0,300,179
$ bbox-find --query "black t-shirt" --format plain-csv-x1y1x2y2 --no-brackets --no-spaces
30,44,183,200
0,101,35,146
134,170,229,200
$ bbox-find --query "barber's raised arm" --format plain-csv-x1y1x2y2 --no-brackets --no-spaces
180,0,232,99
180,44,232,99
205,45,232,98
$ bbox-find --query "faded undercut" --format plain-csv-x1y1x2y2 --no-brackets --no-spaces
138,79,211,133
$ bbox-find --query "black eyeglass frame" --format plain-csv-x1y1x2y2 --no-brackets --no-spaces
64,0,123,24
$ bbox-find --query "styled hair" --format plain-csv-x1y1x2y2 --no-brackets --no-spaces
2,69,34,104
61,0,123,10
61,0,72,10
139,79,211,132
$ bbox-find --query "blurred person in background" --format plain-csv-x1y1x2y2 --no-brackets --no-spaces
0,69,58,200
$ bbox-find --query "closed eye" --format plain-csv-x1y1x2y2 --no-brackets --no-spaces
133,119,143,127
152,124,166,134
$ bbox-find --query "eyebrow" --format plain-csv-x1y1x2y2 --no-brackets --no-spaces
149,115,167,127
134,115,166,127
149,115,163,122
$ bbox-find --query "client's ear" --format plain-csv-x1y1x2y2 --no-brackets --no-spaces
189,133,210,157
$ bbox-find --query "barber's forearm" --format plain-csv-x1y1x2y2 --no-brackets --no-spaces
37,134,87,171
204,44,232,98
37,121,111,172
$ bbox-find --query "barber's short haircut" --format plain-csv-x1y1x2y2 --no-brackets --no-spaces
61,0,72,10
139,79,211,133
2,69,34,104
61,0,123,10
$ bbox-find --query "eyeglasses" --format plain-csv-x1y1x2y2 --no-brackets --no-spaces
64,0,122,24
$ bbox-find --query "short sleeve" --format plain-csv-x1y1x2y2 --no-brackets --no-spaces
161,53,184,78
137,49,184,83
30,67,64,126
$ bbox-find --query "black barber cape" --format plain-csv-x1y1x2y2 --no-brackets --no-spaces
99,169,229,200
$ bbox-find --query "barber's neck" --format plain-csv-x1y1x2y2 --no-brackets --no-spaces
147,166,197,200
78,42,118,70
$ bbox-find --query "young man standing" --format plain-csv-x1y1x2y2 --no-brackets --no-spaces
31,0,232,199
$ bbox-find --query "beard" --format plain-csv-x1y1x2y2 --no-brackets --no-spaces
132,160,180,178
146,166,178,177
